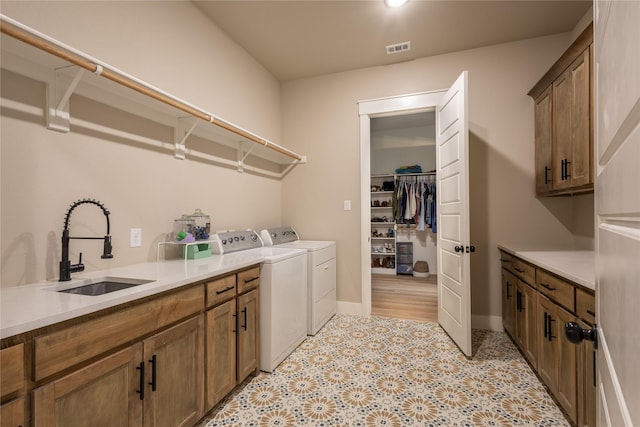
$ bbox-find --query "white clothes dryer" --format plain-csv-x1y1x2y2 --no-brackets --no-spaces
211,230,307,372
261,227,336,335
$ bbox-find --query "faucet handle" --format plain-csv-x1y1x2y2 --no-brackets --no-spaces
70,252,85,274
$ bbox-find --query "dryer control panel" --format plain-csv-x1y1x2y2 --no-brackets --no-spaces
260,226,299,246
211,230,262,254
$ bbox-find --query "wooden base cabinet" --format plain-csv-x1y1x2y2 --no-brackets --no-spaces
33,316,204,427
205,267,260,410
537,295,578,424
1,343,26,427
501,250,594,426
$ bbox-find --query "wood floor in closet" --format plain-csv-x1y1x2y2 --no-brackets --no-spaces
371,273,437,322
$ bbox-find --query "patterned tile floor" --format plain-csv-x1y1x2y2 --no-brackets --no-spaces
199,314,569,426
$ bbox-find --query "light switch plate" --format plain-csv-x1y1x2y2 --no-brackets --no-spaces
343,200,351,211
130,228,142,248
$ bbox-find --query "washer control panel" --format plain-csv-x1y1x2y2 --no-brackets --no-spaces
260,227,299,246
211,230,262,254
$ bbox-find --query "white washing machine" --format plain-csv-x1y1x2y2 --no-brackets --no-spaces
211,230,307,372
261,227,336,335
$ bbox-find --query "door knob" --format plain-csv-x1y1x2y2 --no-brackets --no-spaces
454,245,464,253
466,245,476,253
565,322,598,349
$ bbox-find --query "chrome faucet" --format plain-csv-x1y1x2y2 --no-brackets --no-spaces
59,198,113,282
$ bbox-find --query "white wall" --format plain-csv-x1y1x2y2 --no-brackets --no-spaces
280,33,590,320
0,1,283,286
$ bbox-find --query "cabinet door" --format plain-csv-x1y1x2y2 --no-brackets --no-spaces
1,397,25,427
553,67,572,191
577,319,597,427
33,344,144,427
514,282,526,349
206,299,237,409
534,86,554,193
501,269,516,337
143,316,204,427
237,288,259,382
521,283,538,369
568,48,592,187
537,294,557,394
555,306,578,424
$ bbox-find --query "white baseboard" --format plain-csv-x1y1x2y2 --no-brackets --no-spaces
336,301,364,316
472,314,503,331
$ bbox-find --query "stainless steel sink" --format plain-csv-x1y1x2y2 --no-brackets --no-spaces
57,277,153,296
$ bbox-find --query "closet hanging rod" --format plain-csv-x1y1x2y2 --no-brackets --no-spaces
0,14,303,162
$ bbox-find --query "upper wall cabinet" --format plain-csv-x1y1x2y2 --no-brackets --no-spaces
0,15,305,179
529,24,593,196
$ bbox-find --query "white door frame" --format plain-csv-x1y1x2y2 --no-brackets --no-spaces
358,90,447,316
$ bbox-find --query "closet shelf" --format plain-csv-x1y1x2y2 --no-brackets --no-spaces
0,14,306,176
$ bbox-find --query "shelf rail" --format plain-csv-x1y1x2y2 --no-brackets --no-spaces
0,14,305,163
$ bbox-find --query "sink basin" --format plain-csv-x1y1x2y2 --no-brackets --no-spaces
57,277,154,296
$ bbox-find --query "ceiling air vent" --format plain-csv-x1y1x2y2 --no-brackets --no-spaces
386,41,411,55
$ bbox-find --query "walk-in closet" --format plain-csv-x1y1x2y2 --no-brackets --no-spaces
369,111,438,322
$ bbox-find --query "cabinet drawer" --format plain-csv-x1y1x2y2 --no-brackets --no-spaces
237,267,260,294
499,250,513,270
576,288,596,324
0,343,24,398
536,270,575,312
512,258,535,286
206,275,236,307
34,285,204,381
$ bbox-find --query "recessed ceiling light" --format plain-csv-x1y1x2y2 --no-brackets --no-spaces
385,0,408,7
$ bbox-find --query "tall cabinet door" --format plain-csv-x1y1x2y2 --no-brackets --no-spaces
553,68,572,191
534,86,553,193
568,48,592,188
33,344,144,427
237,288,259,382
143,316,204,427
206,299,237,409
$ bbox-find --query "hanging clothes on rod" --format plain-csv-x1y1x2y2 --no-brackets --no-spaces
394,174,437,233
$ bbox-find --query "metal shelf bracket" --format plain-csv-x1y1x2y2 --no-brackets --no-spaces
46,67,85,132
174,117,199,160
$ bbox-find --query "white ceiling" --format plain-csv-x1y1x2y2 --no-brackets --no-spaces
193,0,591,82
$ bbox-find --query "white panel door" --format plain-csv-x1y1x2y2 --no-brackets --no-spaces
594,1,640,425
436,71,471,357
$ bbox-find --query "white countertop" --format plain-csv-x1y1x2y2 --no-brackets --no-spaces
0,252,266,340
498,245,595,291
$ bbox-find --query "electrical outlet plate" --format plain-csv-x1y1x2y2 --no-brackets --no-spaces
130,228,142,248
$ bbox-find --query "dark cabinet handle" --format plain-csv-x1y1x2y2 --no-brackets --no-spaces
544,166,550,184
232,313,237,333
148,354,157,391
547,314,555,341
500,258,510,262
565,160,571,179
454,245,464,253
216,286,235,295
506,281,511,299
136,361,145,400
514,267,524,273
543,312,548,338
540,282,556,291
586,309,596,317
244,276,259,284
241,307,248,331
516,290,522,312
